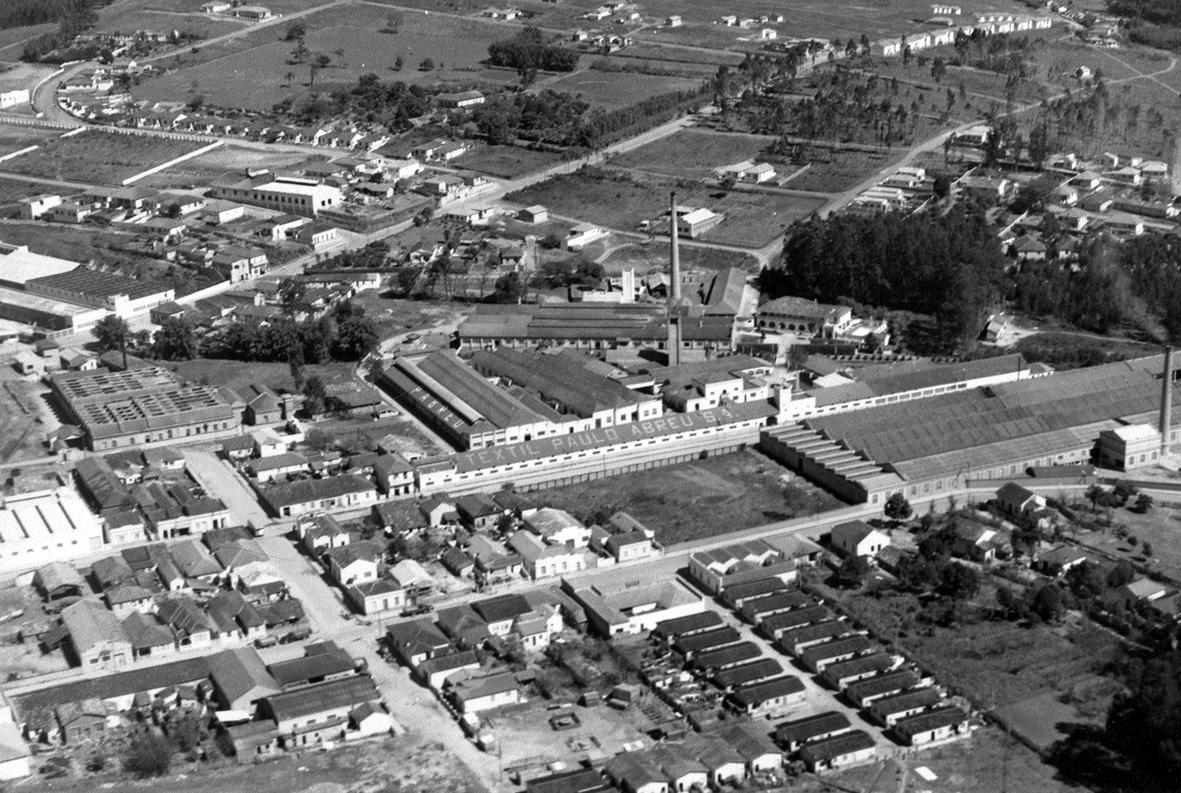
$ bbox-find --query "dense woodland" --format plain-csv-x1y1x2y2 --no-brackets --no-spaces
762,209,1004,341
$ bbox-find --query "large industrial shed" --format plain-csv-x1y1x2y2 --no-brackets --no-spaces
762,354,1181,503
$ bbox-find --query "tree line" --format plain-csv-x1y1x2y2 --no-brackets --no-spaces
761,208,1005,342
487,27,579,80
20,0,104,62
473,82,707,149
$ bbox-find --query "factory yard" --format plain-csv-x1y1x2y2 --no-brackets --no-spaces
532,450,843,545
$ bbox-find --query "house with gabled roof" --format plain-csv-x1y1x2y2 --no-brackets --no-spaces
386,618,451,667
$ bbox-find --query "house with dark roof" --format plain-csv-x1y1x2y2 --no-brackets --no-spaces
121,612,176,660
798,730,877,773
156,596,216,648
348,578,406,615
260,475,377,517
268,641,356,690
207,646,282,713
455,493,503,530
261,674,381,747
604,751,669,793
727,675,806,717
207,590,267,642
386,618,451,667
417,649,481,689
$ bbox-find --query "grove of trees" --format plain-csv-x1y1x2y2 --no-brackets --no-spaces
761,208,1005,342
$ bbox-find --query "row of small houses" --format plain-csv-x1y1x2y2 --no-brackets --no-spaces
874,14,1052,57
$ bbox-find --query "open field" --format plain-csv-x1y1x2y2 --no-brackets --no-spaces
38,731,487,793
611,42,744,67
0,177,64,206
0,222,141,269
509,168,820,247
168,359,358,395
0,370,52,463
540,69,703,111
610,129,774,180
529,449,843,544
455,144,569,179
836,589,1121,708
2,131,208,185
0,25,56,58
783,147,906,192
1075,504,1181,581
601,241,759,274
856,58,1048,108
0,125,67,157
135,6,517,110
95,6,247,40
137,144,315,189
801,726,1076,793
682,186,824,247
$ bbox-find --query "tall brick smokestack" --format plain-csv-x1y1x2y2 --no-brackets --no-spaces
1162,346,1174,457
667,190,682,366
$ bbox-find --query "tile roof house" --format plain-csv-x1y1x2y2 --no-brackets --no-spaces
207,646,282,713
62,599,132,670
386,618,451,667
121,611,176,660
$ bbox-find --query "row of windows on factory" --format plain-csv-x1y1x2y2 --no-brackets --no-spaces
449,423,755,481
3,539,80,557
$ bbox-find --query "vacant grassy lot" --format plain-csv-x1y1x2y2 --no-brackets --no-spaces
138,144,313,189
682,186,824,247
0,371,51,463
611,129,774,180
0,125,67,157
540,70,703,111
509,168,818,247
168,359,357,395
1075,505,1181,581
3,131,207,185
837,589,1121,708
40,731,487,793
0,177,65,206
456,144,569,179
531,449,843,544
784,147,905,193
508,168,670,229
135,7,514,110
602,241,758,274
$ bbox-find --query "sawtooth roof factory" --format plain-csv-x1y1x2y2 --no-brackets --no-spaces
51,366,241,451
761,352,1181,506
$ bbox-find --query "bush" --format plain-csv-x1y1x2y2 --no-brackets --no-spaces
123,731,173,778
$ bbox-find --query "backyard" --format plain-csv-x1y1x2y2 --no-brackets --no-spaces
530,449,843,544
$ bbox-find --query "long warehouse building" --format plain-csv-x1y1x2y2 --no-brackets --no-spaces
762,354,1181,505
